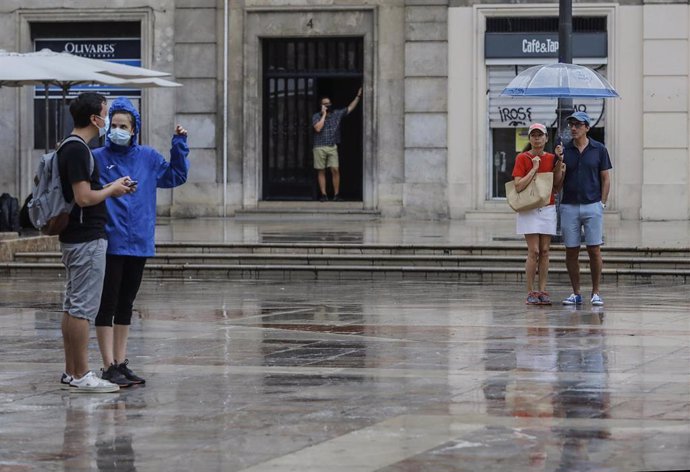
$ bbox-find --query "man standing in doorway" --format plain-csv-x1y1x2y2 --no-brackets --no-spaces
559,111,612,307
312,87,362,201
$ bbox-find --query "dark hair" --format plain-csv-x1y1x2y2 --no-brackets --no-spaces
69,93,106,128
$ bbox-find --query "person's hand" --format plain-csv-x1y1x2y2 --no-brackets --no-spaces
175,124,188,136
531,155,541,169
555,144,564,160
321,105,328,115
109,177,134,197
124,177,138,192
357,87,362,98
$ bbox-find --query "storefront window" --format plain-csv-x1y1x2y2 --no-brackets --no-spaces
31,22,141,150
484,16,609,199
488,63,608,198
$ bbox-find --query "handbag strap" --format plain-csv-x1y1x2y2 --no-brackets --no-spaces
521,151,538,184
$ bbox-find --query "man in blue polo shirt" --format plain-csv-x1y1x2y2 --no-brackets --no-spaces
559,111,612,306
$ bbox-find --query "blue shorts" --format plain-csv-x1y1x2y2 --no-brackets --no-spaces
559,202,604,248
61,239,107,322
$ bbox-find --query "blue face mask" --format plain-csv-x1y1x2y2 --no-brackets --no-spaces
108,128,132,146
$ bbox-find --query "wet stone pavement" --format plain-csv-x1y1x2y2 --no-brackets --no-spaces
1,276,689,472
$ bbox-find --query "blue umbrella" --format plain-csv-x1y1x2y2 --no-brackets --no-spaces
501,63,619,99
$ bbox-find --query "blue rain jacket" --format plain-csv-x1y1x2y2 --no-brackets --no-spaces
94,97,189,257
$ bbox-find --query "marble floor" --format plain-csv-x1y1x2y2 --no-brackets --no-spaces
1,274,689,471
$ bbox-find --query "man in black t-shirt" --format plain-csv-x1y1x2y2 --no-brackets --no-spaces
57,93,133,393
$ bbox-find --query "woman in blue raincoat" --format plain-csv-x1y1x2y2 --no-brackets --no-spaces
93,96,189,387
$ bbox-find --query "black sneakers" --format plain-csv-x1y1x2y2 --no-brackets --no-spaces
101,364,135,388
117,359,146,385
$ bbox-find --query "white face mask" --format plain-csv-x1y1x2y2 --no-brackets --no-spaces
95,115,109,138
108,128,132,146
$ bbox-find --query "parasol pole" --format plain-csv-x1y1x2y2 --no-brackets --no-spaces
554,0,574,241
557,0,574,143
43,81,50,153
60,84,70,140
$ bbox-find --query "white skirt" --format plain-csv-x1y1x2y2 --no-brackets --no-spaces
516,204,557,235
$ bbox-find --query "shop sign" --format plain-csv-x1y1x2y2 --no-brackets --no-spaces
485,32,607,59
34,38,141,97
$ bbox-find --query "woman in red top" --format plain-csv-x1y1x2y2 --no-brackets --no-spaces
512,123,565,305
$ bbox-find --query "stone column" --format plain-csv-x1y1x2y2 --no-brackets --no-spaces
403,0,449,218
171,0,220,216
640,2,689,220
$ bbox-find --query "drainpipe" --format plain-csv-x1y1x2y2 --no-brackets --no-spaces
222,0,229,217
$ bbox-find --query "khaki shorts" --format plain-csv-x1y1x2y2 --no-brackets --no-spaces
313,145,339,170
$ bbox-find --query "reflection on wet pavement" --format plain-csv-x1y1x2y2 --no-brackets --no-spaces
1,278,689,471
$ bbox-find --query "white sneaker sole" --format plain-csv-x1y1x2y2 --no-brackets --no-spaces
70,385,120,394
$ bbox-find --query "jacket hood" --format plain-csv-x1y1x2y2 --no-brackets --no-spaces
106,97,141,147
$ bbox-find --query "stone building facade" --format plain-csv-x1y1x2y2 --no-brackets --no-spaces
0,0,688,220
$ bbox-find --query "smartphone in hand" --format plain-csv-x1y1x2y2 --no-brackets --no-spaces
126,180,138,187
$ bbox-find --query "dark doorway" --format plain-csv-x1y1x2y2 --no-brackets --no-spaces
262,37,364,201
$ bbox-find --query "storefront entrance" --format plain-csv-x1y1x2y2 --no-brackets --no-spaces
262,37,363,201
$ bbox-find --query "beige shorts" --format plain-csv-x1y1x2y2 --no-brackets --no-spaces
313,145,339,169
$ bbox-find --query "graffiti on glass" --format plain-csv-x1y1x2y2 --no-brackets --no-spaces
498,107,532,127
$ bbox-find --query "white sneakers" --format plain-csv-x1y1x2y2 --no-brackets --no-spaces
68,371,120,393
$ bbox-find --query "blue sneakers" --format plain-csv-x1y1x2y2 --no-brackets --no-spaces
562,293,583,305
591,293,604,306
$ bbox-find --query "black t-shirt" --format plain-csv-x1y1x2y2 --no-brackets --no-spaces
57,135,107,243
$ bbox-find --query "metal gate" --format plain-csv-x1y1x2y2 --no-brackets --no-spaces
262,37,364,200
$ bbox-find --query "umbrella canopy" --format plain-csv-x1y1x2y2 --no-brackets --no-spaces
0,49,169,82
0,49,180,152
501,63,619,99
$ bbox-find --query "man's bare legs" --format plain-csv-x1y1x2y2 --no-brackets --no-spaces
62,313,90,378
62,313,73,375
331,167,340,197
317,169,327,197
587,245,603,295
565,247,581,295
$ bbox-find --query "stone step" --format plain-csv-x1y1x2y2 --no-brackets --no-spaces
11,251,690,270
3,261,690,284
139,242,690,257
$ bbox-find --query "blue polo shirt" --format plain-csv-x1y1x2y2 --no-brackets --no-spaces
561,138,612,204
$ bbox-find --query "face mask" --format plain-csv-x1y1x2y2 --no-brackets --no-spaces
95,115,109,138
108,128,132,146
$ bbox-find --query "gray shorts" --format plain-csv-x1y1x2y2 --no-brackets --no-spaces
560,202,604,248
61,239,107,322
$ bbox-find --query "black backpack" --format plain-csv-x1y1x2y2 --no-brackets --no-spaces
0,193,20,232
